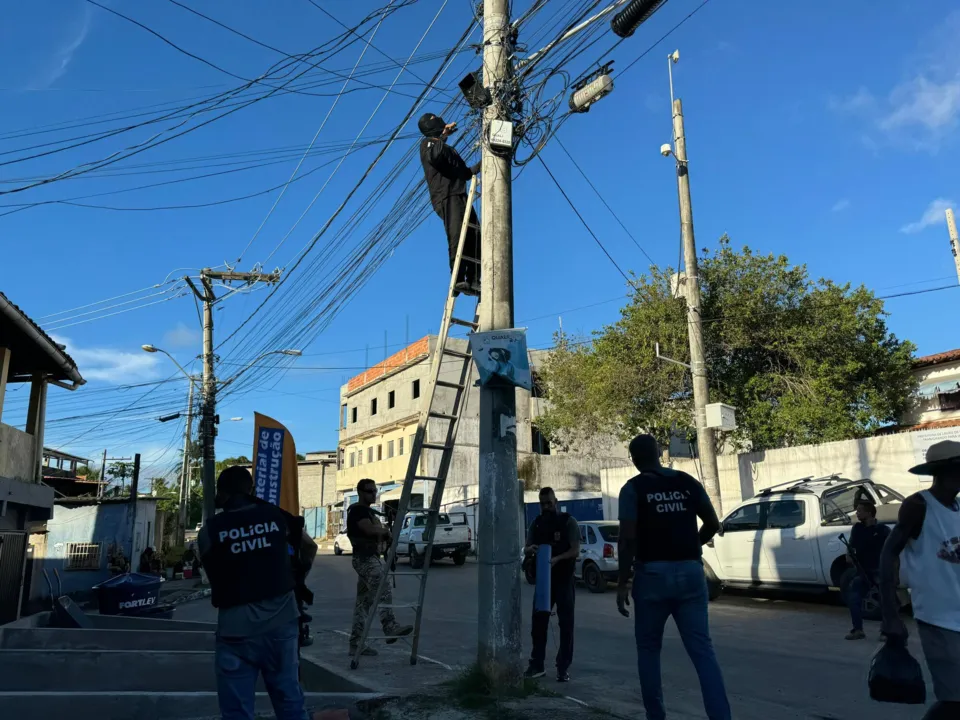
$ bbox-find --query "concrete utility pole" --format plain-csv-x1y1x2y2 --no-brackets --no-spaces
186,268,280,523
477,0,523,687
946,208,960,284
98,448,107,500
669,62,721,509
177,380,196,545
128,453,141,562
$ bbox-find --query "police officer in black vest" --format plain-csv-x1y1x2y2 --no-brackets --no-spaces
199,466,317,720
523,487,580,682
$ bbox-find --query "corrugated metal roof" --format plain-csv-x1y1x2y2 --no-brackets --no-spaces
0,291,83,385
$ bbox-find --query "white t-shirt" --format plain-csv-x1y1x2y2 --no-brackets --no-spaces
901,490,960,632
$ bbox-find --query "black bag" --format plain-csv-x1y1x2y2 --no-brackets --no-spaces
868,638,926,705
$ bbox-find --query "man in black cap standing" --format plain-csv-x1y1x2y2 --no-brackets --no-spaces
199,466,317,720
880,440,960,719
418,112,481,295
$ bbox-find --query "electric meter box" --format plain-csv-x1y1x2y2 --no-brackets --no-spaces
489,119,513,150
705,403,736,431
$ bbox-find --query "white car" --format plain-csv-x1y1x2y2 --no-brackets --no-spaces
575,520,620,593
396,511,471,568
702,476,903,611
333,529,352,556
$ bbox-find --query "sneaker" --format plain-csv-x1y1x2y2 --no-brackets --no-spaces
523,664,545,680
385,624,413,645
557,670,571,683
349,646,377,657
845,629,866,640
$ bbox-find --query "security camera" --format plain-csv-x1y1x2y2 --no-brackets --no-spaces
670,50,680,64
660,143,673,157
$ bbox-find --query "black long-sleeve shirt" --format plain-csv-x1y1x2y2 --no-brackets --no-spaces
419,137,479,213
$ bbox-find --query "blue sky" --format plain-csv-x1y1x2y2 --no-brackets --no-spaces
1,0,958,478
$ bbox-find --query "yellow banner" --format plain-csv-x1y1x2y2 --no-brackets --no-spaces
252,412,299,516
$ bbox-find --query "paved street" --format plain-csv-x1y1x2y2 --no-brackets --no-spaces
177,554,931,719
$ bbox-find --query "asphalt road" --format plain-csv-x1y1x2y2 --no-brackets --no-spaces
176,554,932,719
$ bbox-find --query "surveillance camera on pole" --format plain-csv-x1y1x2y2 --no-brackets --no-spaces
660,143,673,157
569,62,615,113
611,0,668,38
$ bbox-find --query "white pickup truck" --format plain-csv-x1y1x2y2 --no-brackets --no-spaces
396,511,472,568
702,476,904,615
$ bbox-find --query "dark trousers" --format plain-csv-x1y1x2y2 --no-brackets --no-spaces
439,194,480,285
530,573,575,673
847,574,866,631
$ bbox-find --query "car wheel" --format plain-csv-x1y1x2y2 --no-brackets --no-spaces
410,544,424,569
334,543,342,556
704,562,722,601
583,562,605,593
453,551,466,566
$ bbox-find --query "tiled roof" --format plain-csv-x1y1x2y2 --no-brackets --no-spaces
914,348,960,369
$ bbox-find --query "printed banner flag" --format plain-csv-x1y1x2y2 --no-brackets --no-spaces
252,412,299,515
469,328,532,390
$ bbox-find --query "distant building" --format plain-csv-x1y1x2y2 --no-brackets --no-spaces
334,336,630,531
0,291,85,623
901,348,960,429
298,451,337,540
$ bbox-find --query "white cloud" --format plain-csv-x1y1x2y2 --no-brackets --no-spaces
38,7,91,88
832,199,850,212
163,322,201,349
900,198,955,234
53,335,160,383
832,12,960,153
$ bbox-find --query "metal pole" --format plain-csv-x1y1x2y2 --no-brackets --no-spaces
128,453,141,563
98,448,107,501
671,96,721,509
201,279,217,523
178,380,195,545
477,0,522,687
946,208,960,284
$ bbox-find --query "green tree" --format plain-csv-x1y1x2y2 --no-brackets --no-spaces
537,237,918,453
106,461,133,497
215,455,251,476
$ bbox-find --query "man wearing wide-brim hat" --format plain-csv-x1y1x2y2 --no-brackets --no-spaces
880,440,960,717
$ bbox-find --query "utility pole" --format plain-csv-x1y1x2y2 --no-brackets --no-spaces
128,453,141,562
946,208,960,284
477,0,522,687
98,448,107,500
668,55,721,509
185,268,280,523
177,380,196,545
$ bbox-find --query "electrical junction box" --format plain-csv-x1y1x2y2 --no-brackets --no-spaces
705,403,737,431
489,119,513,150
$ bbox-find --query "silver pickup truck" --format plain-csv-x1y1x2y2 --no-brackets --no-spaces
395,511,472,568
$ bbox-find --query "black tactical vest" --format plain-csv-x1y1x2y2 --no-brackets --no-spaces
533,511,574,579
205,501,296,609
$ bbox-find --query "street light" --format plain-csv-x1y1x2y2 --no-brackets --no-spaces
141,344,197,387
218,349,302,389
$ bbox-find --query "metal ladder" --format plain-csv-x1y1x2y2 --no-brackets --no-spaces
350,176,481,670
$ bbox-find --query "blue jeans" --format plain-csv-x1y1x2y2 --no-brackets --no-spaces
632,561,731,720
847,575,865,631
215,619,309,720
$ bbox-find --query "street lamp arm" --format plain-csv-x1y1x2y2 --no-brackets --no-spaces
218,349,301,389
142,345,196,386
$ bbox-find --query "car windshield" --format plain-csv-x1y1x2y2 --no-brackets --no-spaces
597,525,619,542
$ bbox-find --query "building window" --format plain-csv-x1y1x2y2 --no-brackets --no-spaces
65,543,102,571
376,445,383,461
388,390,396,409
412,379,420,399
410,433,416,452
349,452,356,468
341,404,348,429
399,437,405,455
371,398,378,416
351,407,358,424
367,447,373,464
388,440,395,458
532,425,551,455
358,449,363,466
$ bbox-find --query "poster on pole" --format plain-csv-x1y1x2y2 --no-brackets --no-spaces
252,412,299,515
468,329,532,390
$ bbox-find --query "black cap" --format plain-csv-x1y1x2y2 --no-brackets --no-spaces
418,113,446,138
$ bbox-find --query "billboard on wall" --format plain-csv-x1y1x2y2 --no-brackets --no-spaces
252,412,299,515
469,329,532,390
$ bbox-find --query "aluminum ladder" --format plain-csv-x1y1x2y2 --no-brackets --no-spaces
350,176,480,669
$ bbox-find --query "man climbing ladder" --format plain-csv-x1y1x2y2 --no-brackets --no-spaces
418,112,481,296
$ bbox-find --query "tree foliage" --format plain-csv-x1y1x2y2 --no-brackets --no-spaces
537,237,918,453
